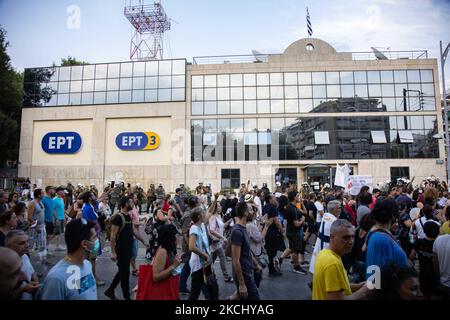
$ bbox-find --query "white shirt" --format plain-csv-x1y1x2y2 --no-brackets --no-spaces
21,254,35,300
99,202,112,218
189,224,210,274
309,212,337,274
433,234,450,288
253,196,262,218
314,201,324,223
414,216,440,239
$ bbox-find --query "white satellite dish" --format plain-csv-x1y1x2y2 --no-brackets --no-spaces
371,47,389,60
251,50,267,63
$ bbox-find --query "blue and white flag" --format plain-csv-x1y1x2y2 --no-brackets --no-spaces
307,7,313,37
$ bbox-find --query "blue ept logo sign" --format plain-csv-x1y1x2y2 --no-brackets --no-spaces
41,132,82,154
115,132,160,151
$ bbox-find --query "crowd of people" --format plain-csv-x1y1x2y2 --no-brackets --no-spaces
0,176,449,301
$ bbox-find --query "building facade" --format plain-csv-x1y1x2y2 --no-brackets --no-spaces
19,38,445,191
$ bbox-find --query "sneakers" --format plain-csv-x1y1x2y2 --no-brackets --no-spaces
104,289,118,300
224,276,234,283
274,257,282,271
292,265,307,275
300,261,310,267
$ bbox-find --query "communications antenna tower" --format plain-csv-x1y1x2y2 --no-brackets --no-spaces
124,0,171,60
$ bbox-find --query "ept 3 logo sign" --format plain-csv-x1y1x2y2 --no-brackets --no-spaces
41,132,82,154
115,132,161,151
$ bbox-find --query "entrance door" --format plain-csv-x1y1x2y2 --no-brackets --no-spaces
275,168,297,188
306,166,330,191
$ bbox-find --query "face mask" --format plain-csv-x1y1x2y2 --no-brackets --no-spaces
86,238,100,256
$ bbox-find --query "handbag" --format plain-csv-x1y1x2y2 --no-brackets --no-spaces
136,264,180,300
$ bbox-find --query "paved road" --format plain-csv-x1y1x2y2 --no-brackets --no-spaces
32,220,313,300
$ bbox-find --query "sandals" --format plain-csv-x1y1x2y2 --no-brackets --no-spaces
132,269,139,276
224,276,234,283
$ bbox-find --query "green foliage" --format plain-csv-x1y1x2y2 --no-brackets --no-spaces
60,56,88,66
0,26,22,167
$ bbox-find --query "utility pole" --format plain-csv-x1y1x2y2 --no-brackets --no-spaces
440,41,450,188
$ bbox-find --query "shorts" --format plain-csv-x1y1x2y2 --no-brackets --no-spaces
131,238,139,260
54,220,65,235
45,221,54,235
287,232,305,254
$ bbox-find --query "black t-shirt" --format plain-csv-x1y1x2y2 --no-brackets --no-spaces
230,224,253,277
0,231,5,247
263,204,279,237
112,213,134,253
305,201,317,222
286,203,301,234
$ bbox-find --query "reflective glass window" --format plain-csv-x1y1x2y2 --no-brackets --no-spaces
394,70,407,83
69,93,81,105
381,84,395,96
70,81,82,92
420,69,433,82
299,85,312,98
172,88,185,101
244,100,257,114
172,60,185,74
95,64,107,79
340,72,353,84
243,74,256,86
132,77,145,90
230,100,243,114
71,66,83,80
218,87,230,100
83,65,95,79
257,73,269,86
203,133,217,146
270,86,283,99
314,131,330,144
271,100,284,113
120,63,133,77
58,81,70,93
119,90,132,103
327,85,340,98
257,86,270,99
407,70,420,83
94,91,106,104
203,119,217,132
355,84,368,97
132,62,145,77
132,90,145,103
57,94,69,105
421,83,434,96
326,72,340,84
172,75,185,87
192,89,203,101
231,87,243,100
158,89,171,101
217,101,230,114
341,85,354,98
285,86,298,99
204,101,217,115
159,60,172,75
60,67,72,81
380,71,394,83
81,92,93,105
312,72,325,84
50,67,59,82
270,73,283,86
257,100,270,113
284,73,298,85
108,64,120,78
158,76,171,88
258,118,271,131
244,87,257,100
367,71,380,83
285,99,299,113
145,89,158,102
383,98,396,111
230,74,243,87
145,77,158,89
298,72,311,85
313,85,326,98
271,118,285,130
94,79,106,91
108,78,120,91
244,119,257,132
146,61,158,76
371,131,387,144
299,99,313,112
398,130,414,143
230,118,243,131
217,74,229,87
82,80,94,92
354,71,367,83
120,78,132,90
192,102,203,115
204,75,216,87
204,88,216,101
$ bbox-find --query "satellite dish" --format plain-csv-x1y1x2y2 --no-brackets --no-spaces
371,47,389,60
252,50,266,63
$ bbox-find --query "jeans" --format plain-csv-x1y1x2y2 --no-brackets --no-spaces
234,273,260,300
180,260,191,292
212,247,230,278
108,250,132,300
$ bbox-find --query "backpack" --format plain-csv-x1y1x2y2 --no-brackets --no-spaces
105,212,126,242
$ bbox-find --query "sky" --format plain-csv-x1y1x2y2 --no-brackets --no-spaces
1,0,449,89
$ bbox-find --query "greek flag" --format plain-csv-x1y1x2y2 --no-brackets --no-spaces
307,7,313,36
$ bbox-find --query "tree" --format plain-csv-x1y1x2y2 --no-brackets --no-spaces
0,26,23,167
60,56,88,66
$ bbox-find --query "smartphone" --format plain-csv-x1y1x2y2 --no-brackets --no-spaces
172,264,183,276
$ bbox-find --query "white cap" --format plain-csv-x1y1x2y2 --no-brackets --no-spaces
77,183,83,187
136,183,141,187
275,181,281,187
244,194,254,202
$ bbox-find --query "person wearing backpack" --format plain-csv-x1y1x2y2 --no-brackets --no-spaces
104,196,149,300
364,198,409,280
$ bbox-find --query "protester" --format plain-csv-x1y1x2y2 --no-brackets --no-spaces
27,189,49,264
0,210,18,246
263,193,285,276
53,187,66,251
41,186,56,242
433,232,450,295
349,214,375,283
41,218,98,300
104,196,148,300
6,230,39,300
414,204,441,239
375,263,423,300
13,202,29,231
356,192,372,225
0,191,9,214
7,191,19,209
231,202,260,300
312,219,369,300
0,247,27,300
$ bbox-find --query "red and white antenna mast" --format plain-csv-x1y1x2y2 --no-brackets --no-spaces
124,0,171,60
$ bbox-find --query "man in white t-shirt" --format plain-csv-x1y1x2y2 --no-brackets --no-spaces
314,195,325,228
309,200,342,274
414,204,440,239
433,234,450,293
5,230,39,300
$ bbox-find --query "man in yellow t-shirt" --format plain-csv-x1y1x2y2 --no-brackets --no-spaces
312,219,369,300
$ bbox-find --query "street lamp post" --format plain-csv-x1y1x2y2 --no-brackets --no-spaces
440,41,450,187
